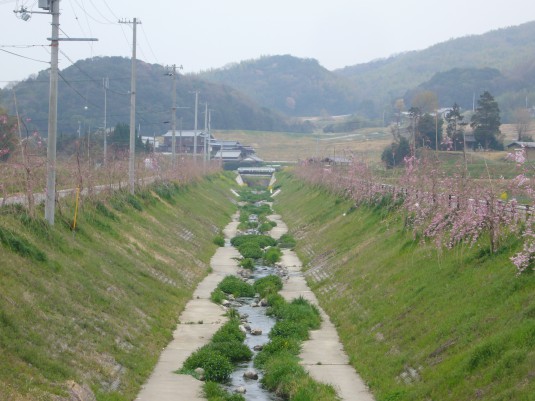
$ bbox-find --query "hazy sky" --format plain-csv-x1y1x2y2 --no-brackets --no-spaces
0,0,534,87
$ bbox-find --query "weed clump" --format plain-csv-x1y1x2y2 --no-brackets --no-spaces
180,319,252,383
278,233,296,249
0,226,47,262
213,234,225,247
216,275,255,298
253,275,283,297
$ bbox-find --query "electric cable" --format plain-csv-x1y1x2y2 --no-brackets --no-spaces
88,0,115,24
140,24,160,65
0,48,49,64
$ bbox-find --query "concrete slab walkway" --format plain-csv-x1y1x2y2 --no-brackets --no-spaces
270,214,375,401
136,209,374,401
135,214,241,401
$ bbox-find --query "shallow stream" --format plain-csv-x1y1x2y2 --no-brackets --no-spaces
223,264,283,401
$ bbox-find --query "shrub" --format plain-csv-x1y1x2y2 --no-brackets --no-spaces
212,319,246,343
231,235,276,248
213,235,225,247
208,342,252,363
269,320,309,341
217,276,255,297
182,346,233,382
237,243,263,259
254,337,301,368
210,288,225,304
278,233,296,249
261,353,307,395
264,247,282,265
254,275,283,297
269,297,321,330
258,222,273,233
239,258,255,270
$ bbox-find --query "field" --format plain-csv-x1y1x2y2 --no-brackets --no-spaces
212,128,392,163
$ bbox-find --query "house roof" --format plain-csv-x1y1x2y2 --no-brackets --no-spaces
163,130,211,138
506,141,535,148
243,154,264,162
214,150,242,159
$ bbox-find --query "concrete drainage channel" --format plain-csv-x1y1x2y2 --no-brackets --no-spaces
137,198,375,400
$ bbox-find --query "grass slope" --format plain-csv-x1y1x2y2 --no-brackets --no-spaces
274,172,535,401
0,173,237,401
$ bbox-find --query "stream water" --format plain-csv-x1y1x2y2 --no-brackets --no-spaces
223,264,284,401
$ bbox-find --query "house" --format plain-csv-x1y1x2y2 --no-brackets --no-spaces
160,130,215,154
213,150,243,161
141,136,159,150
506,141,535,161
211,140,262,162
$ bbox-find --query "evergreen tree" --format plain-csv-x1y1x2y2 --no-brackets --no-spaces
445,103,466,150
470,91,502,150
417,113,443,149
381,136,410,168
108,123,145,154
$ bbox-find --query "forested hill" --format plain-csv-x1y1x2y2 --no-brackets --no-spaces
198,55,362,117
0,56,300,138
336,21,535,118
197,22,535,122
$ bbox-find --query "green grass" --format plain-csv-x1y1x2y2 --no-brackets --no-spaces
203,381,245,401
0,172,238,401
180,318,252,383
274,172,535,401
216,276,255,298
253,295,337,400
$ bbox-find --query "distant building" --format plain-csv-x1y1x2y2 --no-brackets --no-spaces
211,140,262,162
506,141,535,161
141,136,159,149
160,130,214,154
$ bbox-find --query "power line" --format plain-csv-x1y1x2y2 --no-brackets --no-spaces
0,48,49,64
88,0,115,24
100,0,119,21
58,71,102,111
140,24,160,65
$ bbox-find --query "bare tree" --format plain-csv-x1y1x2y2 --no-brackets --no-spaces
514,108,532,141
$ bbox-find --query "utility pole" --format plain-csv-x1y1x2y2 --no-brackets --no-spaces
103,77,108,166
166,65,179,168
192,90,199,163
44,0,60,225
203,102,208,170
208,109,212,161
172,65,177,168
16,0,97,225
119,18,141,195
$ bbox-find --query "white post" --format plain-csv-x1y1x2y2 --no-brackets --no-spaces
128,18,138,194
44,0,60,225
103,77,108,165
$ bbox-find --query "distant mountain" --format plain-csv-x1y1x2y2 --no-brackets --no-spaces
196,22,535,123
198,55,362,117
336,21,535,119
405,67,509,111
0,56,301,139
